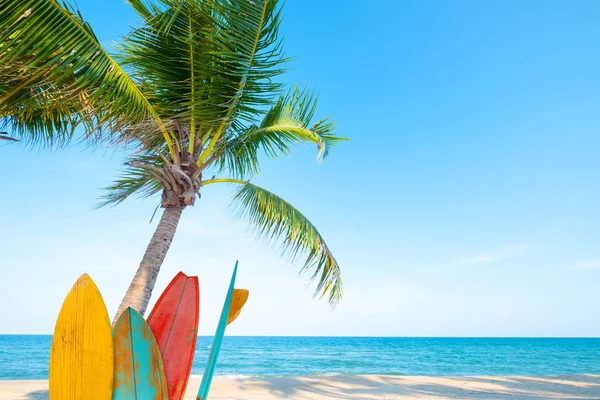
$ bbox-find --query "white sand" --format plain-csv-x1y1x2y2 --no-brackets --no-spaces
1,374,599,399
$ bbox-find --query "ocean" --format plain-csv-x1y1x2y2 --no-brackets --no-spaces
1,336,599,380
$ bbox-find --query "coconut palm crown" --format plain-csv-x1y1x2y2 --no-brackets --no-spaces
1,0,346,321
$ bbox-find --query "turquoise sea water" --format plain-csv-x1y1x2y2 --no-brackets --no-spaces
1,336,599,380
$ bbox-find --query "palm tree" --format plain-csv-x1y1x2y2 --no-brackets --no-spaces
1,0,346,322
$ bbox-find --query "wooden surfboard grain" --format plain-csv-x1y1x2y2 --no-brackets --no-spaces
113,307,168,400
197,262,238,400
148,272,200,400
49,274,113,400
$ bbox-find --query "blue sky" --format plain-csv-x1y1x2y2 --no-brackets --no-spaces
1,0,600,336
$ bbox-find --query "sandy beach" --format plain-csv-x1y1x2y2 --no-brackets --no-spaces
1,374,599,399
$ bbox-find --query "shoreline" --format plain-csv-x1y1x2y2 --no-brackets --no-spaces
1,374,599,399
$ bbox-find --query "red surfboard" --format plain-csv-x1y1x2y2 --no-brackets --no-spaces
147,272,199,400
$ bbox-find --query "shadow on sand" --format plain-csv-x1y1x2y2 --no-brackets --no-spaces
25,390,48,400
223,374,600,400
20,375,600,399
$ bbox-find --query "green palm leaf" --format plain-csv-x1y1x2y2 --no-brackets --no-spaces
117,0,287,157
204,178,343,305
0,0,172,147
196,0,288,162
218,86,347,177
97,153,164,207
0,132,17,142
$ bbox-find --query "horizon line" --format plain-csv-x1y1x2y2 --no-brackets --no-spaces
1,334,599,339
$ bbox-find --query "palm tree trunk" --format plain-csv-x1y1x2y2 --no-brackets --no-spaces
112,205,184,325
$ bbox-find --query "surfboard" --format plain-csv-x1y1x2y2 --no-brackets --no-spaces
49,274,113,400
148,272,200,400
197,262,249,400
113,307,168,400
227,289,249,325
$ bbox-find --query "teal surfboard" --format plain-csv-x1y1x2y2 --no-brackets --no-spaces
197,262,238,400
113,307,168,400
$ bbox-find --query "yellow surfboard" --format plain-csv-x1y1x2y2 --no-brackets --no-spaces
49,274,113,399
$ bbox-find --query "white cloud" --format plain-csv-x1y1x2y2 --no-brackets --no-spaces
461,255,498,264
407,243,534,274
457,243,533,266
572,259,600,271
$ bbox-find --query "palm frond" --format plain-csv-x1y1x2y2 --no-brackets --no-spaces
204,0,287,122
0,131,17,142
98,153,164,207
217,86,347,177
118,0,288,157
195,0,288,162
0,63,92,146
205,179,342,305
0,0,168,146
117,1,207,122
126,0,165,20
